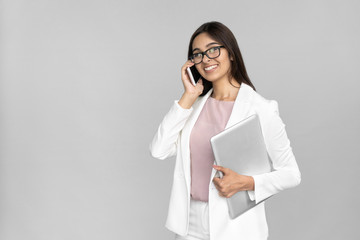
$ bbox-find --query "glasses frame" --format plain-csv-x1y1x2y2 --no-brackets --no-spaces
189,46,225,65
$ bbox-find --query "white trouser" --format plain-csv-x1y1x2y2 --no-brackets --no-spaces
175,198,210,240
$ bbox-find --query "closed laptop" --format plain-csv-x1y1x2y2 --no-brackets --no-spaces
210,114,271,219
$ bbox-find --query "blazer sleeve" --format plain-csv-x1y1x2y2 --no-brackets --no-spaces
149,100,193,160
252,101,301,204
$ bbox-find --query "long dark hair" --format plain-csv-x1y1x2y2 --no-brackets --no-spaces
188,21,256,96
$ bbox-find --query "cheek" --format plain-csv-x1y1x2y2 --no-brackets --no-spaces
221,58,232,72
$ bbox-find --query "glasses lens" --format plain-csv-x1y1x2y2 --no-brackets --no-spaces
191,53,203,64
207,47,220,59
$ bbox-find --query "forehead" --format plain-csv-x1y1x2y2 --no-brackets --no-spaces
192,32,219,50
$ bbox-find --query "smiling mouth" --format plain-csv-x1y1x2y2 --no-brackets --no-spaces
204,64,218,71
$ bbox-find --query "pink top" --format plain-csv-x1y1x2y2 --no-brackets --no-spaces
190,96,235,202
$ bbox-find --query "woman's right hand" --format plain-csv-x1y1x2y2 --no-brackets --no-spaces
178,60,204,109
181,60,204,96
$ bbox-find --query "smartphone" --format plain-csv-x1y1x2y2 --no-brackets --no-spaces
186,66,201,86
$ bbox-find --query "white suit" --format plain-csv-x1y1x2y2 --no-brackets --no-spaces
150,83,301,240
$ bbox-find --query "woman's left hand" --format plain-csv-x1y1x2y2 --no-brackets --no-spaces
212,165,255,198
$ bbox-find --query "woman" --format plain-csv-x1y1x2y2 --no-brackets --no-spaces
149,21,301,240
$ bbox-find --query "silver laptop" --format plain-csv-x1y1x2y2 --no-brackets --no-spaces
210,114,272,219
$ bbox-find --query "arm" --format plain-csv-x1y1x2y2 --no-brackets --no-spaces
212,101,301,203
149,100,193,160
252,101,301,203
149,60,204,160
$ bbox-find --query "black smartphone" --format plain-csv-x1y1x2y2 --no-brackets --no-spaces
186,66,202,86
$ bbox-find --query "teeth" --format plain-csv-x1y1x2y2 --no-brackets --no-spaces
205,65,217,71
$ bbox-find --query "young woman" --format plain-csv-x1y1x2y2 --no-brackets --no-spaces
150,21,301,240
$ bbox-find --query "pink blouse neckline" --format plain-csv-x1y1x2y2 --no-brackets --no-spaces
209,96,235,102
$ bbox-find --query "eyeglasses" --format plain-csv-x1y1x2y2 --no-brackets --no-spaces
189,46,225,64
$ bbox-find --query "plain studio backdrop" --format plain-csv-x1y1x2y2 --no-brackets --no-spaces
0,0,359,239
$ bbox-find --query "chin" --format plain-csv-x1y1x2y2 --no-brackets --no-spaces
203,74,222,83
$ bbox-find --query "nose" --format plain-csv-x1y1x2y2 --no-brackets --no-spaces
203,54,211,63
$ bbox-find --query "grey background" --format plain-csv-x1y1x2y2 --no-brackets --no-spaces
0,0,359,239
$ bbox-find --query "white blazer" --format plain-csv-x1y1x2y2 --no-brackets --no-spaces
150,83,301,240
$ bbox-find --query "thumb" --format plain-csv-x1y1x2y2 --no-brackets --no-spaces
213,165,228,174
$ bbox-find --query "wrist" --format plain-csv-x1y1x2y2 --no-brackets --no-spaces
178,92,198,109
183,91,199,99
247,176,255,191
235,175,254,191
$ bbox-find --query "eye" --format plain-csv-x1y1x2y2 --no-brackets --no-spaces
208,47,216,54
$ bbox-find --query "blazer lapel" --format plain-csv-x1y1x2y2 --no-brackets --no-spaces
209,83,255,180
225,83,254,129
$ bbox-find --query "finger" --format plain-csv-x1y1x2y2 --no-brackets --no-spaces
213,165,228,174
186,59,195,65
181,67,193,85
181,64,188,74
182,60,195,70
225,192,233,198
212,177,221,186
181,63,195,80
218,189,229,198
213,178,225,190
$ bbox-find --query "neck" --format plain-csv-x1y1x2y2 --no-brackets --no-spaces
211,77,241,101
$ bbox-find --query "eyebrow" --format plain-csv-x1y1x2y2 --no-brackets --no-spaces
192,42,220,53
